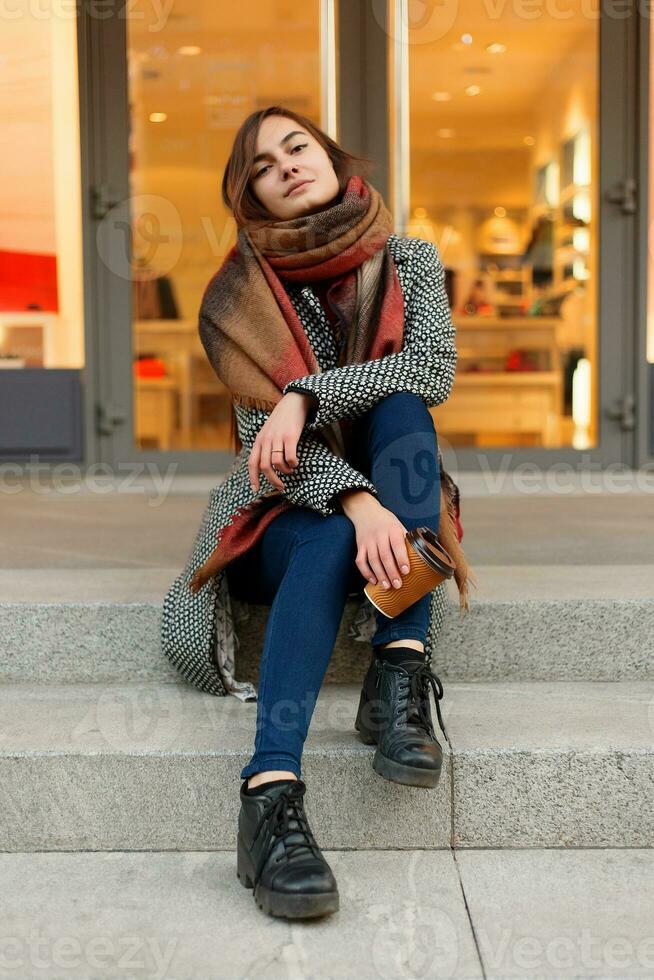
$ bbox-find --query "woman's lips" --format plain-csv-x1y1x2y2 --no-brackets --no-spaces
287,180,312,197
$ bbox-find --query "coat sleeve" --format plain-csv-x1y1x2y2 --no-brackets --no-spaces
282,239,457,431
233,404,379,518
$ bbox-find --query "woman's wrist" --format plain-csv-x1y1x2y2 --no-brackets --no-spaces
338,488,380,520
284,390,318,422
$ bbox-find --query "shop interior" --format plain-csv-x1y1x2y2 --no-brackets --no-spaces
127,1,597,451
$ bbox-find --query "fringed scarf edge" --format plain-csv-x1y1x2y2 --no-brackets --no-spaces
437,472,478,617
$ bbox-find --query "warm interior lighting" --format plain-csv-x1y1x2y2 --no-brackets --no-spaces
572,358,592,448
486,42,506,54
545,161,560,206
461,33,473,44
573,129,591,185
432,92,451,101
573,227,590,252
572,258,589,280
572,192,591,223
465,85,481,96
438,128,455,138
149,112,167,122
494,206,507,217
523,135,535,146
407,207,438,243
177,45,201,56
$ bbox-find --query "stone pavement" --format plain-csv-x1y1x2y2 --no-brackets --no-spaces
0,472,652,978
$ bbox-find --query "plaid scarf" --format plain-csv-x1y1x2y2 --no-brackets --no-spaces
189,175,475,612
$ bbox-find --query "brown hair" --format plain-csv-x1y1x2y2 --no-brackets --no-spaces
219,105,374,453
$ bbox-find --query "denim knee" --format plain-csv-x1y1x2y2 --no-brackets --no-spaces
291,512,357,570
363,393,440,530
368,391,436,432
375,391,427,410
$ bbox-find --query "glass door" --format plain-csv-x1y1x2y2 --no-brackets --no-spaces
388,0,640,473
80,0,331,471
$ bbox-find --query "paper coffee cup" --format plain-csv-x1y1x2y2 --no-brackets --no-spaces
363,526,455,619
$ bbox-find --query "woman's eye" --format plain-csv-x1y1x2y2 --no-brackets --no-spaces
255,144,307,178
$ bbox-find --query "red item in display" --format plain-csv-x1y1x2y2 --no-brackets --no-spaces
0,250,58,311
134,357,166,378
505,349,537,371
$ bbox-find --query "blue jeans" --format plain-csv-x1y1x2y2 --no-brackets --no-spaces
225,392,441,780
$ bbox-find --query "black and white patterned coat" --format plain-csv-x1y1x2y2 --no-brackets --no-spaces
161,234,458,701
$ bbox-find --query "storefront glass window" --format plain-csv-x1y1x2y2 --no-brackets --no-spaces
127,1,323,451
0,13,83,372
406,1,598,449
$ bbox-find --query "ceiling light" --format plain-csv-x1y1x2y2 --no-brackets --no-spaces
438,128,455,138
432,91,452,101
494,206,506,217
177,45,201,56
465,85,481,96
486,42,506,54
461,33,473,44
149,112,168,123
523,135,535,146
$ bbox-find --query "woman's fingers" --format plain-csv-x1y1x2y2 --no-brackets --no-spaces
260,440,285,490
390,528,411,575
283,436,299,470
269,436,297,476
367,543,391,589
364,533,407,589
248,438,284,491
250,435,300,490
356,548,376,584
248,441,262,491
377,539,403,588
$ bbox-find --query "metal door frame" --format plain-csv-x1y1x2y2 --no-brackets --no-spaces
636,5,654,468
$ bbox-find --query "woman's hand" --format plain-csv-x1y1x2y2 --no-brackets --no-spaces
341,492,412,590
248,391,317,492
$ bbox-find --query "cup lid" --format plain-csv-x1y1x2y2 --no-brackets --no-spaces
407,526,455,578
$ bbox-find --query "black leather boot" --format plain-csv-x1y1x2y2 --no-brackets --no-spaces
354,649,450,787
236,778,339,919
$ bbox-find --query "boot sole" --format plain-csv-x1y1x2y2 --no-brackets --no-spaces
236,836,339,920
355,694,443,789
372,747,442,788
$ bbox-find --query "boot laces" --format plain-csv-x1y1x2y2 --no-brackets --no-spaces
251,783,321,886
376,660,450,745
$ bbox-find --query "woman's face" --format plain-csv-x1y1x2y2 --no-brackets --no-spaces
249,115,340,220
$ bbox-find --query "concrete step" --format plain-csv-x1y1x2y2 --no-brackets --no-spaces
4,847,653,979
1,568,652,684
1,679,652,851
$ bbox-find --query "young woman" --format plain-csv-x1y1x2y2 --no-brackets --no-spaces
182,106,471,921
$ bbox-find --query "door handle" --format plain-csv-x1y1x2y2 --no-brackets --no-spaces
604,393,636,430
605,177,637,215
